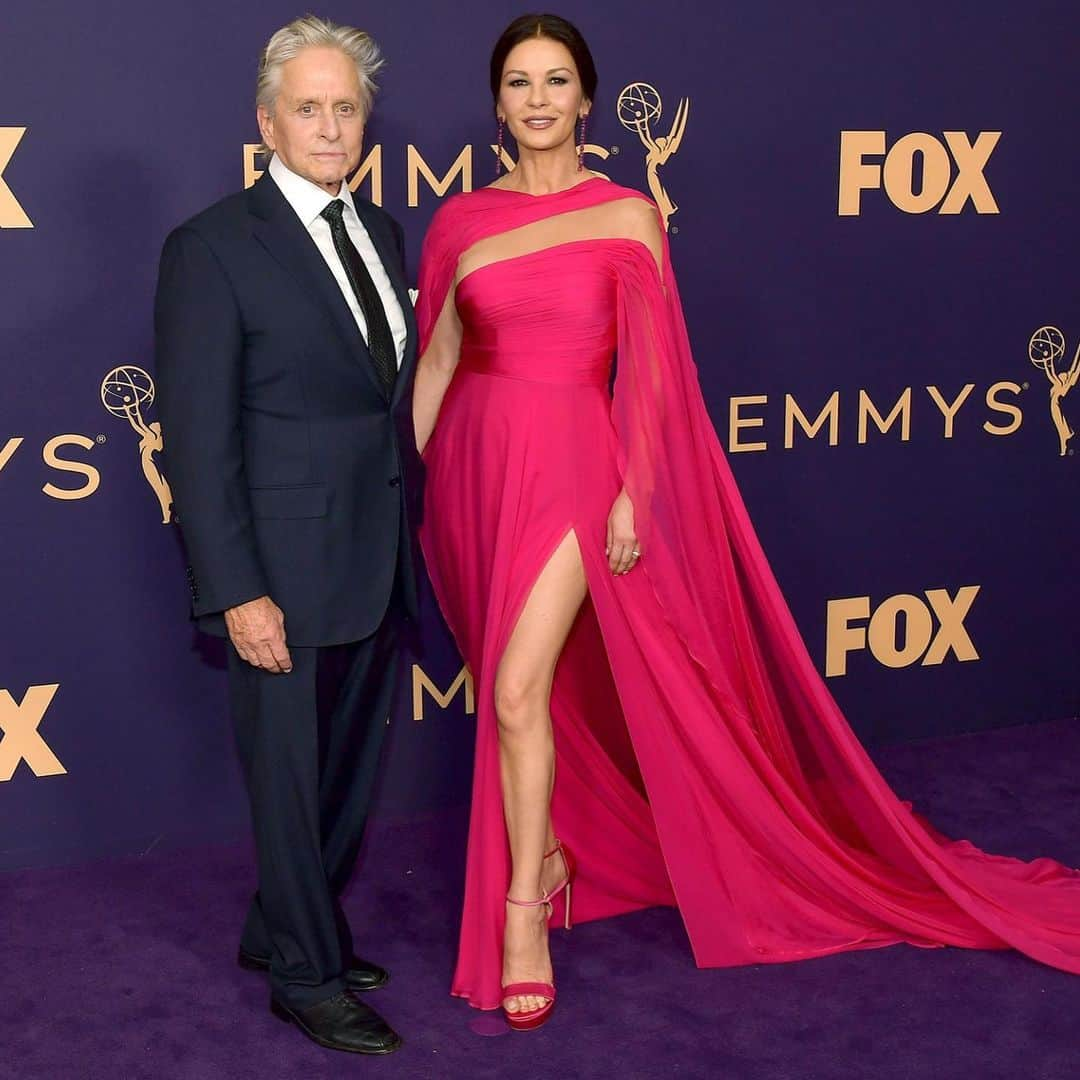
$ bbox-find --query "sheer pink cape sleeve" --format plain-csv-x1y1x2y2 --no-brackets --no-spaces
414,198,464,358
609,218,1080,971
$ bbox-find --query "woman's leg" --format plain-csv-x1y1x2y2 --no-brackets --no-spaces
494,530,587,1015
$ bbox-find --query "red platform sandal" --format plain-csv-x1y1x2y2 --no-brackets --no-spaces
502,890,557,1030
501,974,557,1031
500,840,577,1030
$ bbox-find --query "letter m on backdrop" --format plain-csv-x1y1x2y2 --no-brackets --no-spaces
412,665,475,722
0,128,33,228
0,684,66,780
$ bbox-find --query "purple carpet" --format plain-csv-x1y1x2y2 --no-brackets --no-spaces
3,718,1078,1080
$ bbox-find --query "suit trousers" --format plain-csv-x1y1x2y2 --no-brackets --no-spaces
226,597,402,1007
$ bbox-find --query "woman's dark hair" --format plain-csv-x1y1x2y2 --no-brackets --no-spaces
489,14,598,105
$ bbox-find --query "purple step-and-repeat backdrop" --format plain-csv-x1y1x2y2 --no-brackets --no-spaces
1,2,1076,869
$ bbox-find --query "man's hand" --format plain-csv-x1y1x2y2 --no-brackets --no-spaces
224,596,292,673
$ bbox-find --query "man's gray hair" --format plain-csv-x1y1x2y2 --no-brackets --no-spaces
256,15,384,117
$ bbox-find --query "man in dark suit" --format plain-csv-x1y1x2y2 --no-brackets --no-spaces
154,17,421,1055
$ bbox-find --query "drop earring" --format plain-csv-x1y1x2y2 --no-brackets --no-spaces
577,114,588,172
496,117,505,177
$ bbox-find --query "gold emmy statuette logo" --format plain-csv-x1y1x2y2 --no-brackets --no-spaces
825,586,980,677
1029,326,1079,457
100,366,173,523
0,684,65,781
617,83,689,231
838,131,1000,216
0,127,33,228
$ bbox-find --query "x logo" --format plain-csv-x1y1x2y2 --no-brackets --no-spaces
0,684,66,781
0,128,33,229
922,586,980,664
939,132,1001,214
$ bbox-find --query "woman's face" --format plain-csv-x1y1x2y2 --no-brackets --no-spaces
497,37,590,156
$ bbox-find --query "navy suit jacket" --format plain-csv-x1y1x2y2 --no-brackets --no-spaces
154,173,422,646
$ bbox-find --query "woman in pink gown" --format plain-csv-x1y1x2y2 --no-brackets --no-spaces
412,14,1080,1026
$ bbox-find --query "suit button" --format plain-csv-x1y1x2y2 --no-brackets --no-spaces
388,476,401,487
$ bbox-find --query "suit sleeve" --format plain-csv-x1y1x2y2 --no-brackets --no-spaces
154,226,269,617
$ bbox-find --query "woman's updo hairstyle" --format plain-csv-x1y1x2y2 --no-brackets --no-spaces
489,14,598,106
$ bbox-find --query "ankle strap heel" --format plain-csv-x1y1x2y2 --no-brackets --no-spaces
541,838,577,930
502,895,558,1031
506,892,554,919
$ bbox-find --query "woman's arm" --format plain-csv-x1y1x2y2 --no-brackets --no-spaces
412,287,463,455
606,197,667,575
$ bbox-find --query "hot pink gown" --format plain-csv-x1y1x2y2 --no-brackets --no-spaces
414,178,1080,1010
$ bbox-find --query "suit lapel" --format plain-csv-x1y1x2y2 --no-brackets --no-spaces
247,175,387,401
353,198,420,407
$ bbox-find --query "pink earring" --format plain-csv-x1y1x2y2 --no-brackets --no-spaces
496,117,505,176
577,114,587,172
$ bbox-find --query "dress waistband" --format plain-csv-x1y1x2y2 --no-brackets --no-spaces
458,343,610,388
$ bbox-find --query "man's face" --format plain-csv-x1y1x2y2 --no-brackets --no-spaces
257,47,366,194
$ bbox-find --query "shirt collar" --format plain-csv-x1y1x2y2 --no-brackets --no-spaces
268,154,358,229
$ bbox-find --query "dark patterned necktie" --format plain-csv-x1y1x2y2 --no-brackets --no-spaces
320,199,397,397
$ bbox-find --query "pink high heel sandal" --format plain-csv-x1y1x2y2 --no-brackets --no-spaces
501,895,557,1032
501,840,577,1031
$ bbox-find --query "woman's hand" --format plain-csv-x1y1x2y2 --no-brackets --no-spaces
413,289,463,456
606,489,640,575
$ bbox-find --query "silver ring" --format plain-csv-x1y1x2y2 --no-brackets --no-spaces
632,549,640,557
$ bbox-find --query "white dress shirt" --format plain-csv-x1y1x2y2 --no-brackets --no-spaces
268,154,407,368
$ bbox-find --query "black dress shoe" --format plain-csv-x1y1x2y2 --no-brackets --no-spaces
237,947,390,991
270,991,402,1055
